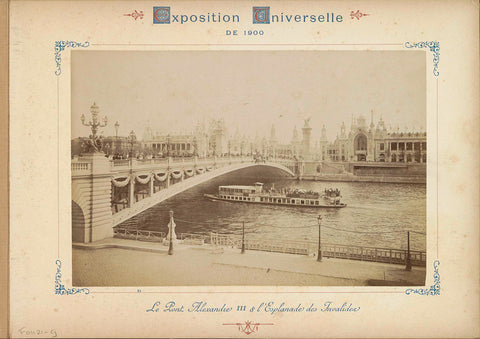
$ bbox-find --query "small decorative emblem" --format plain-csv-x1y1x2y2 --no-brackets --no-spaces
404,41,440,76
124,10,144,20
405,260,440,295
223,321,274,335
54,41,90,76
153,6,170,24
350,10,370,20
253,7,270,24
55,260,90,295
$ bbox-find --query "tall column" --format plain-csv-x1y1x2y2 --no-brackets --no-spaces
302,126,312,159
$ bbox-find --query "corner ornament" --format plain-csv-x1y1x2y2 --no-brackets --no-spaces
55,260,90,295
54,41,90,76
405,260,440,296
404,41,440,76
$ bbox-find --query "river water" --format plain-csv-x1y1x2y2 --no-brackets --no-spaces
118,170,427,252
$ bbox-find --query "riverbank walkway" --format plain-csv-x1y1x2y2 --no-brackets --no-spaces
73,238,426,286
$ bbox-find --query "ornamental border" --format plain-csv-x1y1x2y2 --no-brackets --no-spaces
54,40,90,76
405,260,440,296
404,41,440,76
55,260,90,296
57,39,439,296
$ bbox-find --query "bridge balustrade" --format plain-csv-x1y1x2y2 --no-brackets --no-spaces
71,162,91,175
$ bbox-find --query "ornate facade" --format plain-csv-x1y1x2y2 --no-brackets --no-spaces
318,114,427,163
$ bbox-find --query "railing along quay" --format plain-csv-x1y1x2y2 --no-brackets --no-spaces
113,228,166,242
114,228,206,245
210,233,426,267
112,229,426,267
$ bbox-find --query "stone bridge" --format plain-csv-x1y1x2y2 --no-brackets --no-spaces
71,154,297,243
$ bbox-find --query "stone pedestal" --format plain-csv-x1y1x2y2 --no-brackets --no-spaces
72,152,113,243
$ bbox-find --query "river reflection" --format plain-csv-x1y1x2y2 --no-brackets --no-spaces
119,172,426,252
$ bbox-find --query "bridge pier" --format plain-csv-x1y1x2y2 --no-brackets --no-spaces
72,152,113,243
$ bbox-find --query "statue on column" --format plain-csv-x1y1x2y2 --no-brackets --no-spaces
303,116,311,128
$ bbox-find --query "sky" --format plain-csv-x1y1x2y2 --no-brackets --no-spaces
71,50,426,143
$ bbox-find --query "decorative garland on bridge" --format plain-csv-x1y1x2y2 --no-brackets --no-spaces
135,173,151,185
206,166,213,172
153,171,168,182
111,175,130,188
196,167,205,174
171,170,183,179
184,168,194,177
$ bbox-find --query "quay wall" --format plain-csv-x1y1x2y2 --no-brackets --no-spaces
300,161,426,184
301,174,426,184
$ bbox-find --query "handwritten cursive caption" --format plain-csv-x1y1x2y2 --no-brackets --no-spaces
18,327,58,338
146,301,360,313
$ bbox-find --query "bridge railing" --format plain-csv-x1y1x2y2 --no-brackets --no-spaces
71,162,91,175
171,157,195,163
75,155,258,177
112,159,130,167
153,158,169,165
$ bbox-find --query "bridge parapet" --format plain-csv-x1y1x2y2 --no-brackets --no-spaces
72,155,289,177
71,161,91,176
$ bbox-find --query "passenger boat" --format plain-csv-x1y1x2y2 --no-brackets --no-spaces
204,182,347,208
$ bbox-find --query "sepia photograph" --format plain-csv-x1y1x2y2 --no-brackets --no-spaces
70,50,427,286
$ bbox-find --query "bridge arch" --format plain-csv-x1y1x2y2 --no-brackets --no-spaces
111,161,296,227
72,156,297,242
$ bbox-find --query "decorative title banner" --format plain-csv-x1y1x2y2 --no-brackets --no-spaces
153,6,345,24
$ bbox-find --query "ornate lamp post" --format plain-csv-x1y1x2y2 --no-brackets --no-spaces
166,134,171,157
241,221,246,254
167,210,176,255
128,130,137,159
193,136,198,157
212,140,216,156
114,121,119,154
406,231,412,271
80,102,108,153
104,143,110,156
317,215,323,262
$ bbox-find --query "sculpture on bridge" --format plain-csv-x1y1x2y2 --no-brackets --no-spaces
80,102,108,153
83,134,104,153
